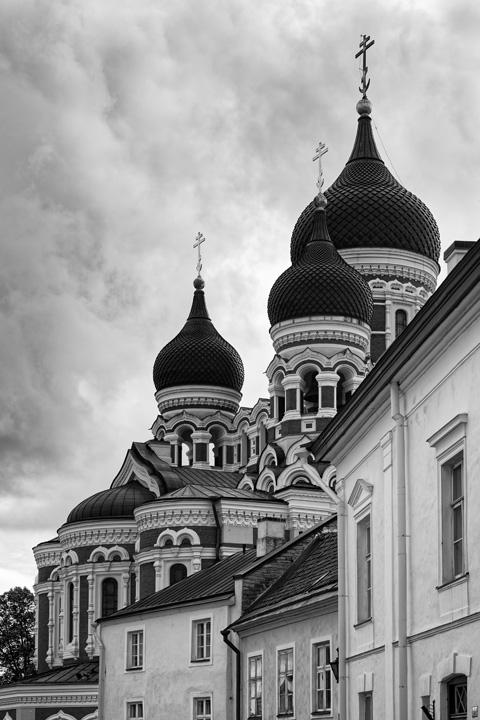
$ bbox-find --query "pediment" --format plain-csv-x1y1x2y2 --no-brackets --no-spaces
348,478,373,509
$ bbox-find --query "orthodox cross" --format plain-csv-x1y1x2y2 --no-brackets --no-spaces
193,231,205,276
355,34,375,97
313,141,329,193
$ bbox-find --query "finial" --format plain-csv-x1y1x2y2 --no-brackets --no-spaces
312,141,328,206
355,34,375,98
193,232,205,286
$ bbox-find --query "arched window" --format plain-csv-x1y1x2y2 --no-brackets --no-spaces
170,564,187,586
101,578,118,617
395,309,408,338
95,555,105,563
302,371,319,414
180,537,192,546
110,554,122,562
163,538,174,548
67,582,74,643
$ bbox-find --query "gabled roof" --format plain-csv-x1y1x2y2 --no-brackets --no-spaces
171,467,245,488
100,548,257,622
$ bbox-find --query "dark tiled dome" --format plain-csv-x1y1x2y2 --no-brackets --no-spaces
268,203,373,326
153,282,244,393
291,113,441,265
66,481,155,525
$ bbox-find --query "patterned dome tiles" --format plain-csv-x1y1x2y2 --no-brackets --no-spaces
66,481,156,525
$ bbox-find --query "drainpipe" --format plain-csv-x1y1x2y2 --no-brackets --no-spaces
391,381,408,720
337,491,347,720
221,628,241,720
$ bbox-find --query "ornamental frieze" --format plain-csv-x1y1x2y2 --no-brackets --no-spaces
0,695,97,706
136,509,216,531
34,550,62,568
273,329,368,353
219,509,288,527
60,528,137,549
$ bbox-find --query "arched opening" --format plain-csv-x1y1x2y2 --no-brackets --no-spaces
447,675,467,720
292,477,311,486
336,371,347,410
95,555,105,563
259,421,268,454
176,426,194,467
163,538,174,548
110,554,122,562
272,372,286,421
238,425,249,466
209,426,226,468
302,371,319,414
170,563,188,586
395,309,408,338
180,537,192,547
101,578,118,617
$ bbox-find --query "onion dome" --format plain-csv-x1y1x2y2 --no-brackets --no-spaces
153,277,244,394
268,195,373,326
290,99,441,265
66,481,155,525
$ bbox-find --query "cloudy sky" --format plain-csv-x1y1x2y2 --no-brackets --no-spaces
0,0,479,592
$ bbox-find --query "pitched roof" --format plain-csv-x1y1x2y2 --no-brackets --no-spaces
18,661,99,685
101,548,257,622
232,518,337,627
158,484,286,503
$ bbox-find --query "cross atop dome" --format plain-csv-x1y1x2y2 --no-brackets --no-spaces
193,231,205,278
313,141,328,201
355,34,375,98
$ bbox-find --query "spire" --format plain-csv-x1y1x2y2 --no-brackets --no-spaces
187,278,211,321
347,35,383,164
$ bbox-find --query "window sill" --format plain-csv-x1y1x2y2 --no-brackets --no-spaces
311,712,333,717
191,658,211,663
353,617,372,628
125,666,144,672
436,572,469,592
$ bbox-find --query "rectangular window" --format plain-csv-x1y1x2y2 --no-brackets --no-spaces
278,647,294,715
357,514,372,622
248,655,263,718
126,702,143,719
361,693,372,720
312,643,331,713
126,630,144,670
441,456,465,582
192,619,211,661
194,697,212,720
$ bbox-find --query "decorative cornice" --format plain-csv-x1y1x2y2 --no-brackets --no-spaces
271,318,370,355
0,693,97,706
135,508,216,531
58,525,137,550
219,508,288,528
33,549,62,569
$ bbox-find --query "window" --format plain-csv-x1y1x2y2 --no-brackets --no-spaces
441,456,465,582
126,630,144,670
447,676,467,720
192,619,211,661
312,643,331,714
126,701,143,719
278,647,294,715
395,309,407,338
357,514,372,622
360,692,372,720
248,655,263,718
67,582,74,643
102,578,118,617
194,697,212,720
170,563,187,586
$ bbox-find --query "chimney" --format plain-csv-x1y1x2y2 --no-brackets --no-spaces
443,241,476,274
256,517,286,557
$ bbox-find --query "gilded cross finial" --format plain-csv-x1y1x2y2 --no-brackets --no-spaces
313,141,329,194
193,232,205,277
355,34,375,97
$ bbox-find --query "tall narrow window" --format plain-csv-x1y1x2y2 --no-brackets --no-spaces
278,648,294,715
357,515,372,622
441,456,465,582
360,692,373,720
194,697,212,720
395,309,407,338
102,578,118,617
126,630,144,670
68,582,74,643
192,619,211,661
248,655,263,718
447,676,467,720
312,643,331,714
169,563,187,586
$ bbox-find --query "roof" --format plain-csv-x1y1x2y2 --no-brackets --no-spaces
268,204,373,327
231,517,337,627
158,484,286,503
311,238,480,460
153,284,244,393
101,548,258,621
171,467,244,489
65,480,156,525
291,108,441,264
18,661,99,685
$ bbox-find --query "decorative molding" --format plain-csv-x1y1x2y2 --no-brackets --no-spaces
135,508,216,531
219,508,288,528
58,525,137,549
272,327,369,355
348,479,374,509
34,549,62,569
0,694,97,707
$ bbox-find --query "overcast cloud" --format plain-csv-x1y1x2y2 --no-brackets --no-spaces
0,0,479,591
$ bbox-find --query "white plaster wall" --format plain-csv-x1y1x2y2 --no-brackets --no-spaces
101,602,233,720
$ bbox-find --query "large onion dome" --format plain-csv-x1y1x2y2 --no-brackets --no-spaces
290,98,441,265
268,196,374,327
153,277,244,394
66,480,155,525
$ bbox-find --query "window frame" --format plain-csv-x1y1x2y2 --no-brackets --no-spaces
125,626,145,672
126,700,144,719
356,511,372,624
191,616,212,664
247,650,263,719
311,639,332,716
192,695,213,720
276,643,295,717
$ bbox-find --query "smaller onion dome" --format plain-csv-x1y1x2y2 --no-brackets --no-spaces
268,196,373,327
153,278,244,393
66,481,155,525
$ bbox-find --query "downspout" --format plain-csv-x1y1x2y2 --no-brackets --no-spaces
221,628,241,720
336,491,347,720
391,381,408,720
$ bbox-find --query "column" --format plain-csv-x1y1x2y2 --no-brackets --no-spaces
191,430,212,470
317,371,340,418
46,588,54,668
86,572,95,659
164,433,181,467
281,375,302,419
154,559,163,592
